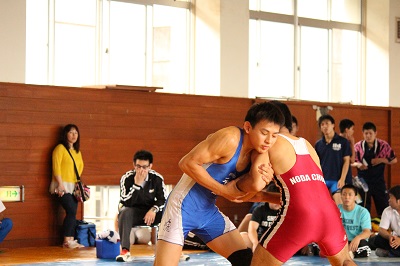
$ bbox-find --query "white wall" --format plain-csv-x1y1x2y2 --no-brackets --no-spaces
220,0,249,98
1,0,400,107
389,0,400,107
0,0,26,83
365,0,390,106
193,0,221,96
365,0,400,107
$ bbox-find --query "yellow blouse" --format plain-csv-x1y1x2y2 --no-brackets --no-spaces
52,144,84,190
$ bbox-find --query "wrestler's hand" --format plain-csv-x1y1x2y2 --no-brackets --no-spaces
221,179,248,202
258,163,274,184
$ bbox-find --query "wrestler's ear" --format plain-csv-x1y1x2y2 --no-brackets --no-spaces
243,121,252,133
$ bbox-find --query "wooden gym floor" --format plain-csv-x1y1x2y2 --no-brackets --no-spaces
0,244,204,265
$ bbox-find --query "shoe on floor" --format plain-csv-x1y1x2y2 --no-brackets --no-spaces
180,254,190,261
116,249,134,262
375,248,389,257
63,240,84,249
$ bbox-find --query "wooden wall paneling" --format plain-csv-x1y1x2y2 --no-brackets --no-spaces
389,108,400,187
0,82,254,248
2,82,400,248
285,102,321,144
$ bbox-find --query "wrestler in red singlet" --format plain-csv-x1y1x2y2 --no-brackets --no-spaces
259,134,347,263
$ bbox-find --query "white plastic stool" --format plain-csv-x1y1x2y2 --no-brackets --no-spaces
130,225,158,245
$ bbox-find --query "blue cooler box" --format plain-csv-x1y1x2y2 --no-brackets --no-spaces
96,239,121,259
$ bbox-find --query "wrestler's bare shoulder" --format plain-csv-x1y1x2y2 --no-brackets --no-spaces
206,126,241,142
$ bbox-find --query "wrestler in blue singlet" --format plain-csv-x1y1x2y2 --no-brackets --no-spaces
158,128,250,246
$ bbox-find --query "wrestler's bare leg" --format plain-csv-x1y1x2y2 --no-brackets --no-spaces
206,229,249,258
153,240,182,266
327,243,357,266
251,244,283,266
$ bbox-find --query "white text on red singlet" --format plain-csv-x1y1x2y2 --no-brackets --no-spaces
289,174,325,185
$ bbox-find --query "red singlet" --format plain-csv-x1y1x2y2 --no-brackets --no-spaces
259,135,347,262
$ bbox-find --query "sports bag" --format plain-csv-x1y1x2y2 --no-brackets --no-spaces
75,220,96,247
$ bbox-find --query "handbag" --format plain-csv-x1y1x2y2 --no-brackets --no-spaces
73,180,90,202
66,148,90,202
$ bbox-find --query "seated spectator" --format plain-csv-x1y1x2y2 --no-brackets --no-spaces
240,183,280,251
237,203,261,233
338,184,371,258
0,199,13,244
116,150,166,262
370,185,400,257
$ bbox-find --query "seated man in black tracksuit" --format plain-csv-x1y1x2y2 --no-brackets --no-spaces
116,150,166,262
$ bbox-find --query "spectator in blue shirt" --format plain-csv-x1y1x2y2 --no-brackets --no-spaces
338,184,371,258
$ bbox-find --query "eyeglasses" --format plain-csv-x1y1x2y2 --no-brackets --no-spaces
135,164,150,170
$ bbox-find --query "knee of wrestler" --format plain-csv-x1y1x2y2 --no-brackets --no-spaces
227,248,253,266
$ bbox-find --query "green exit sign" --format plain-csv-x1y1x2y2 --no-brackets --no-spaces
0,186,24,202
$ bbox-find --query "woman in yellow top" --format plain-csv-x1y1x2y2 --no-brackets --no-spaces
50,124,84,248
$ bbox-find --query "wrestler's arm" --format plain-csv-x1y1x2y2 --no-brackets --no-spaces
245,191,281,204
179,127,246,201
236,151,273,193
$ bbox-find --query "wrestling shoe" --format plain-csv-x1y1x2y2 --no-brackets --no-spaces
375,248,389,257
63,240,84,249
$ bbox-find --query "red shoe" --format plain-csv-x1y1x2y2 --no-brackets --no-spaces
120,248,129,255
116,248,133,262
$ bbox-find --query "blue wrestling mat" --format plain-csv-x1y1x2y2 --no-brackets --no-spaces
15,252,400,266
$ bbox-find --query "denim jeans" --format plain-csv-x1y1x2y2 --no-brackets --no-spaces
58,193,78,237
0,218,13,243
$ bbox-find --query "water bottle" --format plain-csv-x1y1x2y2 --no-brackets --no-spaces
353,176,369,192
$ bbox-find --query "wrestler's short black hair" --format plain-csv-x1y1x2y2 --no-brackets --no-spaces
269,101,293,132
244,101,285,128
